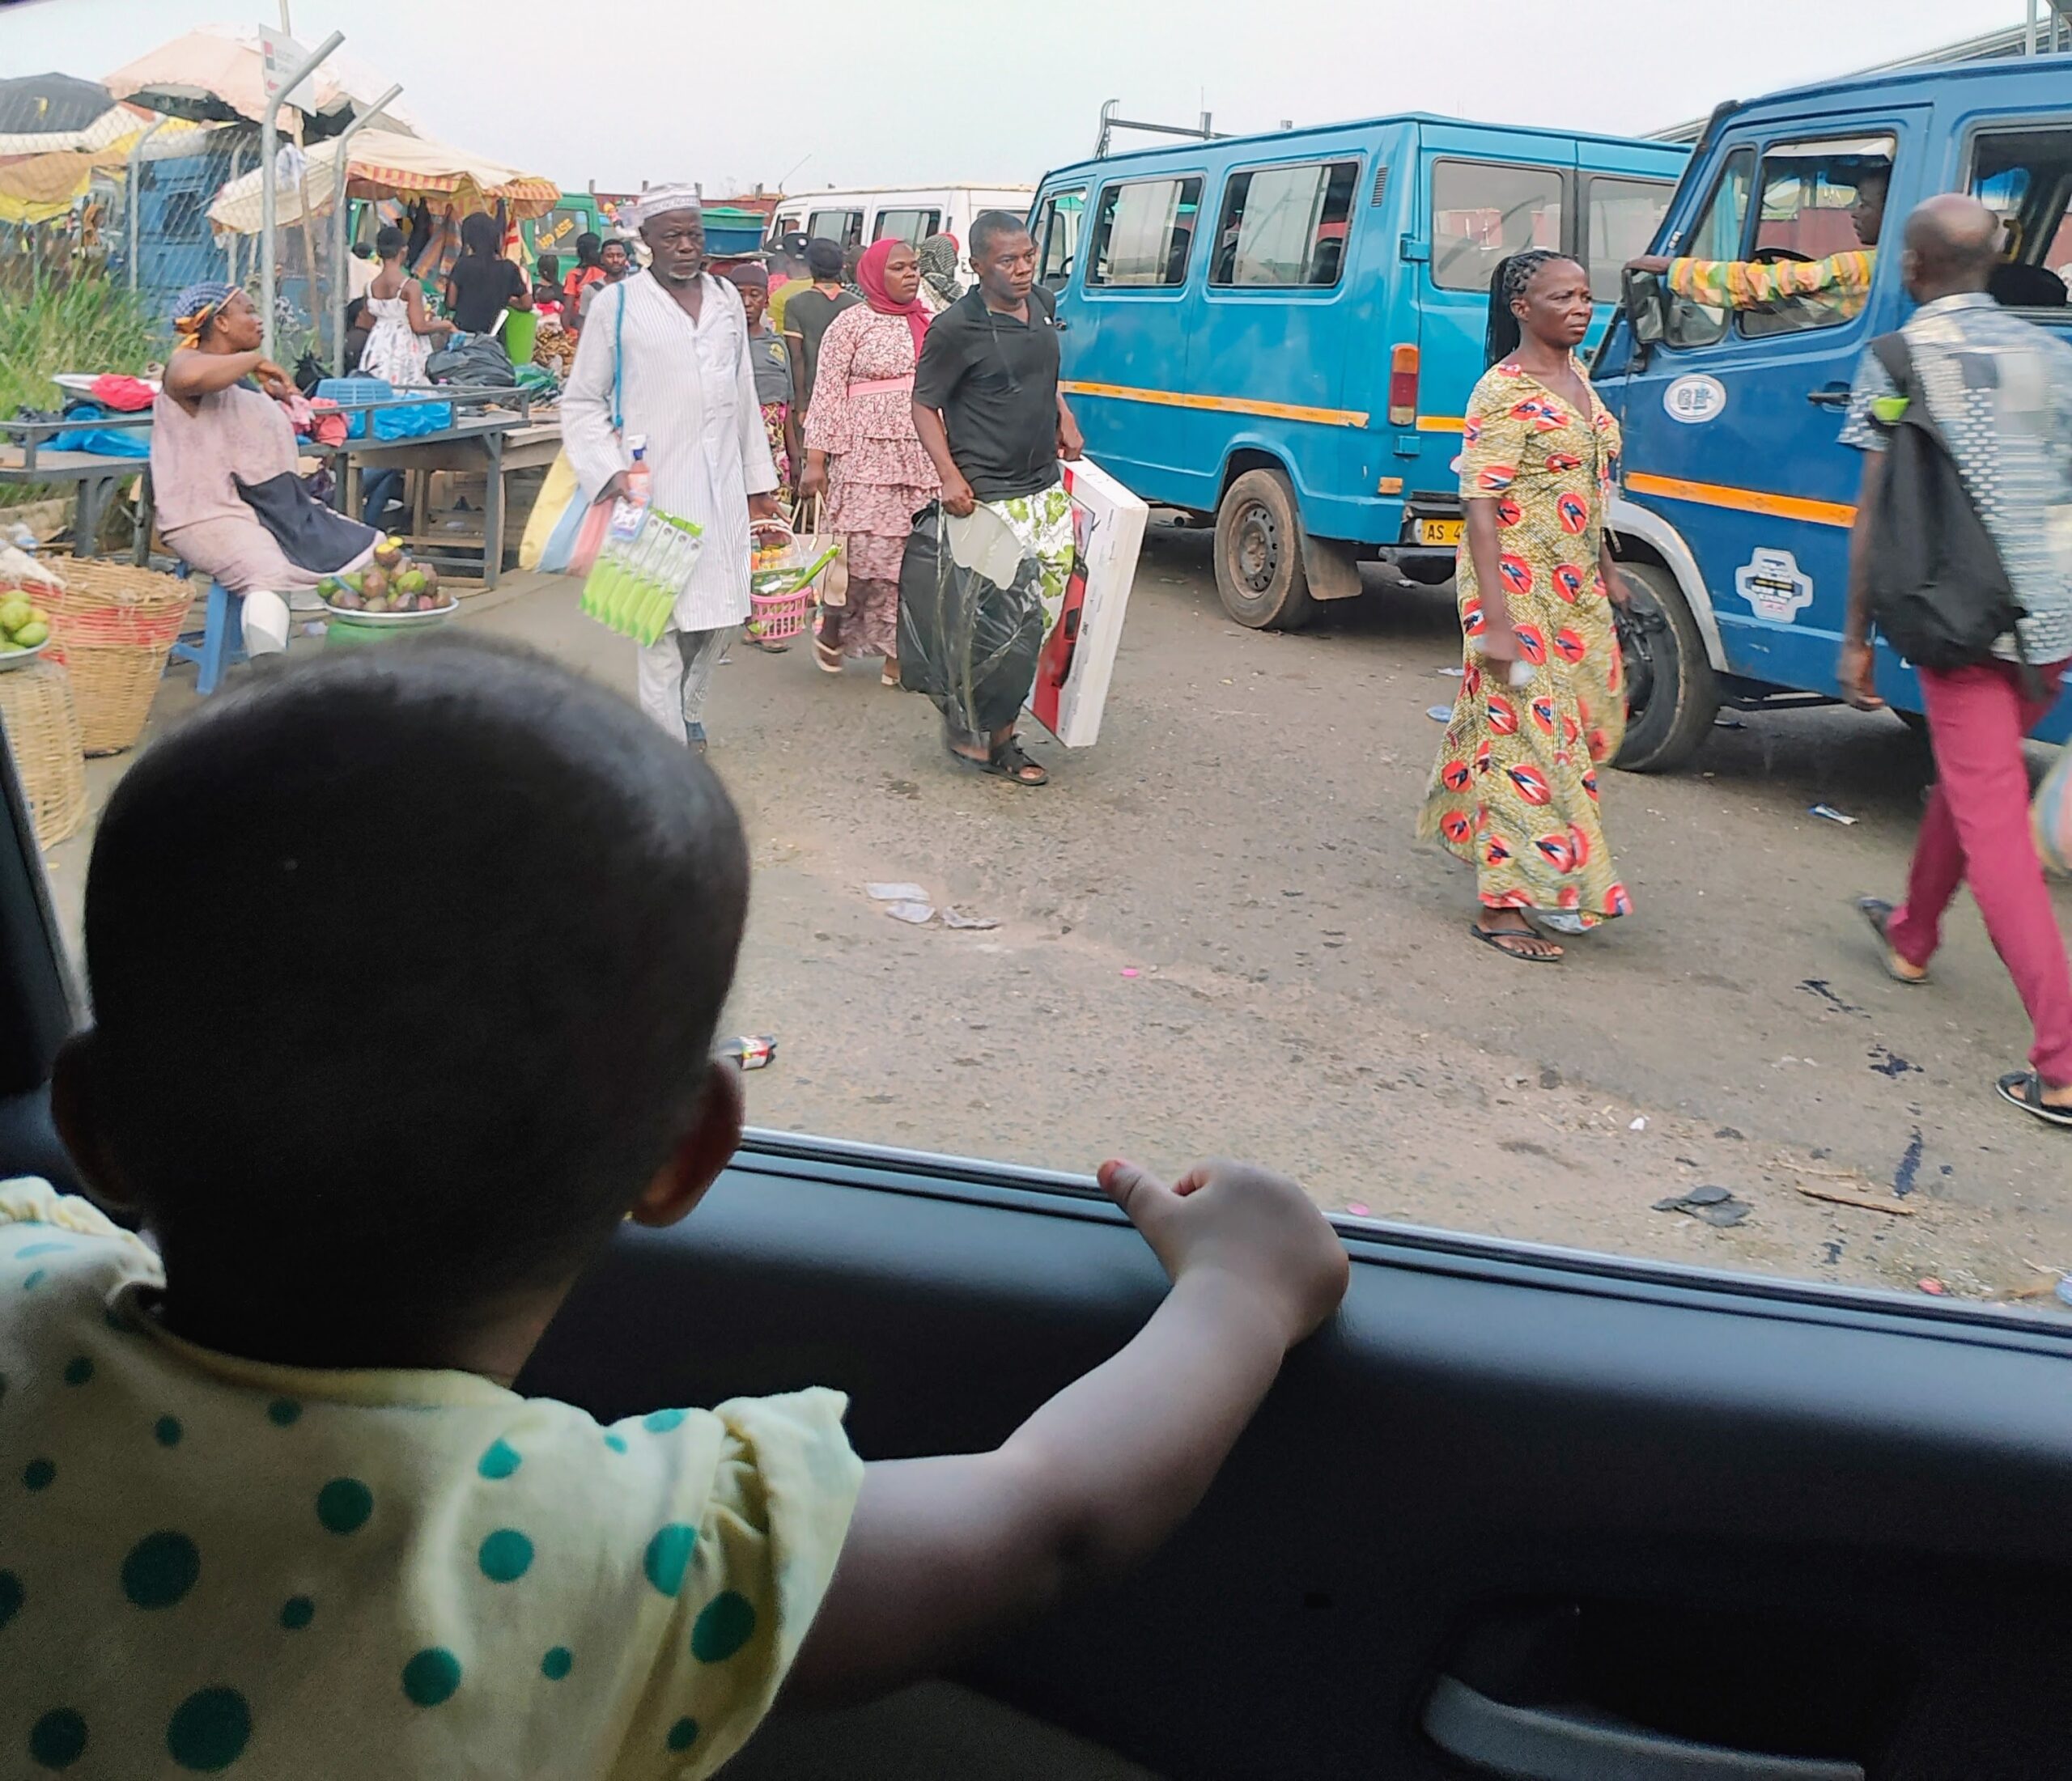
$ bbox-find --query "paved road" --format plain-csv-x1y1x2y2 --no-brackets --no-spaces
47,536,2072,1310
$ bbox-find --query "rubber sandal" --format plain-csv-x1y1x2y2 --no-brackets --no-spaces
1996,1071,2072,1129
881,666,902,689
1471,923,1562,963
813,637,842,674
945,736,1049,787
1857,896,1929,985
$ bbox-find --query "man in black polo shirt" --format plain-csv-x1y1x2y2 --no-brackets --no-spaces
912,210,1085,786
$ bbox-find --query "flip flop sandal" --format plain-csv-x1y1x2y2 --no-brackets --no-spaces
1996,1071,2072,1129
812,637,843,674
1471,923,1562,963
1857,896,1930,985
881,666,902,689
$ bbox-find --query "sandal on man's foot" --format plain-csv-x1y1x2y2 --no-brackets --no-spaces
1996,1071,2072,1129
1857,896,1929,985
1471,922,1562,963
945,736,1049,786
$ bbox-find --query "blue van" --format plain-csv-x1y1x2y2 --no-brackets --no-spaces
1028,118,1688,627
1599,53,2072,769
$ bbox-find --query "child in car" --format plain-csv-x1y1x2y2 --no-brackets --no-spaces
0,636,1348,1777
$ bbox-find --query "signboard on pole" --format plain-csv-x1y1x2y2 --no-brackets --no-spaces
260,27,321,113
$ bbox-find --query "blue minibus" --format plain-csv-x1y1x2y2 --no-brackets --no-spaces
1028,117,1688,627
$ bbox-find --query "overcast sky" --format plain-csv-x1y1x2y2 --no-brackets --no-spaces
0,0,2039,193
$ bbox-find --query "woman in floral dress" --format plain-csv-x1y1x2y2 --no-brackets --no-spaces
1417,249,1634,964
799,239,939,685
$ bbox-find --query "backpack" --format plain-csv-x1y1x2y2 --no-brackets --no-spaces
1864,331,2028,672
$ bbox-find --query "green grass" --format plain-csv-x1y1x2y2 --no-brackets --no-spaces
0,271,159,420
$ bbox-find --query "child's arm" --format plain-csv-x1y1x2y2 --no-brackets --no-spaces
783,1158,1349,1705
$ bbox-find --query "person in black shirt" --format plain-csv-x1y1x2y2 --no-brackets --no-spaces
444,212,531,337
911,210,1084,785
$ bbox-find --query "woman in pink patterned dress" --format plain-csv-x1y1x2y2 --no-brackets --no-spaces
798,238,939,685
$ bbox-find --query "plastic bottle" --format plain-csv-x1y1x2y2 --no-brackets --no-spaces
611,436,652,542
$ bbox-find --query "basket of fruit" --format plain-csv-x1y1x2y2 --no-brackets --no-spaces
317,536,456,645
0,593,52,668
24,558,195,755
747,528,840,646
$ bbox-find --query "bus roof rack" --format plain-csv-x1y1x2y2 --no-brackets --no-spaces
1093,100,1235,159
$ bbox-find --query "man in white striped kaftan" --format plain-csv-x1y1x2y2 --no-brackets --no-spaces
563,187,783,749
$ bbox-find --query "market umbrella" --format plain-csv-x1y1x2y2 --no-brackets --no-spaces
205,129,559,234
0,74,116,137
104,26,407,131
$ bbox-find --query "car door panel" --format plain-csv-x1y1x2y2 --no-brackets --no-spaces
522,1135,2072,1781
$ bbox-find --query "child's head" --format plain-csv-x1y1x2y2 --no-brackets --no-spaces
57,637,750,1350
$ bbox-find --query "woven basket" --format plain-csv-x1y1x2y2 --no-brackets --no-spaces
34,558,197,755
0,659,87,850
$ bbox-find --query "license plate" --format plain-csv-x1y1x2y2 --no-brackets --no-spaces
1417,519,1464,547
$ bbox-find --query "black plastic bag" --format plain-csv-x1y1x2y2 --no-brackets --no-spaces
898,502,1045,737
426,335,514,388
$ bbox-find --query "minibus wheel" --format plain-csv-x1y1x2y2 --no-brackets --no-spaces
1612,561,1720,774
1214,469,1315,630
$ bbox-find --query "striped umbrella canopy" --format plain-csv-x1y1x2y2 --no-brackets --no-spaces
206,129,558,235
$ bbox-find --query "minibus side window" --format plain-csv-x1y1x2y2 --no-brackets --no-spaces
1736,134,1894,340
1085,177,1204,288
1586,176,1675,302
1033,189,1085,290
873,208,941,245
1968,127,2072,311
1209,160,1360,287
1429,161,1564,294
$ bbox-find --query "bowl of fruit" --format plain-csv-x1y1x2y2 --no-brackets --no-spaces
317,537,456,628
0,592,53,668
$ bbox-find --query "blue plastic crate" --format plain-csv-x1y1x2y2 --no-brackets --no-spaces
313,377,392,439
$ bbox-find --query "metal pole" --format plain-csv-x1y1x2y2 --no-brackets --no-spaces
125,117,166,291
330,83,402,373
2030,0,2040,55
261,29,343,362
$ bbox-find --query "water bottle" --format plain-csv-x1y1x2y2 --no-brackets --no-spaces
611,436,652,542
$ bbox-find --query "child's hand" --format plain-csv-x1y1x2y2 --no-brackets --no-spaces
1098,1158,1348,1349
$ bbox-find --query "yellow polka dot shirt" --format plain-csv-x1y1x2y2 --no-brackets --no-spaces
0,1181,864,1778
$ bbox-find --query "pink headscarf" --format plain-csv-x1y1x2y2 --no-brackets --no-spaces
856,237,931,358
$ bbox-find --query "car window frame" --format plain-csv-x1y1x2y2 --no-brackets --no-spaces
1960,113,2072,315
871,207,941,246
1031,185,1086,293
1083,172,1206,292
1660,144,1758,351
1205,155,1363,292
807,208,864,248
1730,129,1896,341
1583,171,1678,303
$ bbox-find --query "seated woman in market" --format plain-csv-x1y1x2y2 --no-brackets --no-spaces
151,282,378,596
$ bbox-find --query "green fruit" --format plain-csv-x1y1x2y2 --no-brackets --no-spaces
13,620,49,648
396,568,426,596
0,596,31,634
0,640,23,655
341,571,363,594
316,577,339,599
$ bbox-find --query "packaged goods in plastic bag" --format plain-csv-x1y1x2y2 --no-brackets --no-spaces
580,510,704,647
2036,744,2072,877
898,502,1046,738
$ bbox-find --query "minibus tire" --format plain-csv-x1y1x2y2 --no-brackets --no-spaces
1612,561,1719,774
1214,469,1315,630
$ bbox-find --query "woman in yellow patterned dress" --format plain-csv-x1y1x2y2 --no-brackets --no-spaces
1417,250,1634,963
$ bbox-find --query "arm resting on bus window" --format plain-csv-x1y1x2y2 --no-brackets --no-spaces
1650,250,1876,315
911,402,976,516
1463,496,1520,662
1839,450,1887,710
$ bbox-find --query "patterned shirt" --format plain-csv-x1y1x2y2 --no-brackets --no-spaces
1841,291,2072,666
1670,249,1876,324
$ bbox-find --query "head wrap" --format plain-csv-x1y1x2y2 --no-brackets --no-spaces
634,185,702,229
856,238,931,358
171,280,237,350
915,235,961,303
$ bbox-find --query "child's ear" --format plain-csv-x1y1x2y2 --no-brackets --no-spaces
628,1061,745,1230
49,1029,139,1217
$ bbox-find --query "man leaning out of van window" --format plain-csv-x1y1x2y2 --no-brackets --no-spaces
1627,163,1888,325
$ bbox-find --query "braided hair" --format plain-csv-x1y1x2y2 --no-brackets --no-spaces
1484,248,1571,368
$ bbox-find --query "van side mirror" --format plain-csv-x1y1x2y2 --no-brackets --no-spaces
1623,269,1668,347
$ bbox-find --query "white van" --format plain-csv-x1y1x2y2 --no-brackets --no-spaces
770,186,1036,273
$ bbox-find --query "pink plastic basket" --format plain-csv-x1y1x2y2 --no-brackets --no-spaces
749,586,813,642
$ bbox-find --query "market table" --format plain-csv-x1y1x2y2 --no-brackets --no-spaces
0,412,155,563
321,402,559,592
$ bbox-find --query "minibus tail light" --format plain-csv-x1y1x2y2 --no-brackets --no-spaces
1388,345,1420,426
